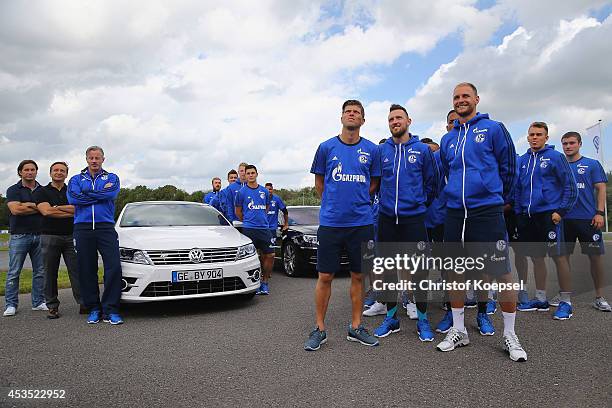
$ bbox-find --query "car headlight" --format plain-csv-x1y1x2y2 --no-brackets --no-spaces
302,235,318,246
119,248,152,265
237,243,257,260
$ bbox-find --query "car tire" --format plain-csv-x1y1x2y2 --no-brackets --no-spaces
282,242,305,277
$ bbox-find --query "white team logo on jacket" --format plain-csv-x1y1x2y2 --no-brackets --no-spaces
247,198,266,210
259,192,266,200
408,155,417,163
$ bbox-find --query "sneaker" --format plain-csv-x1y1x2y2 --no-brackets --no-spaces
47,308,60,319
32,303,49,311
304,327,327,351
255,285,263,295
260,282,269,295
3,306,16,317
552,301,573,320
593,297,612,312
435,310,453,334
517,299,550,312
549,294,561,307
103,313,124,325
465,296,477,309
363,289,378,309
477,312,495,336
362,301,387,317
373,316,400,338
436,327,470,352
87,310,101,324
486,299,497,315
406,301,417,320
503,332,527,362
417,319,435,342
347,324,379,346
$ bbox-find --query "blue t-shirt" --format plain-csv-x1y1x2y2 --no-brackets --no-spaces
267,194,287,230
311,136,381,227
235,184,271,229
566,156,608,220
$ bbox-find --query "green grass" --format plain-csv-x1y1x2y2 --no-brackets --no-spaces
0,233,8,252
0,268,103,296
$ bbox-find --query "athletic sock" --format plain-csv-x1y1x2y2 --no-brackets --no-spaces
466,288,475,300
451,307,466,332
502,311,516,336
386,302,398,318
535,289,547,302
416,309,427,322
559,291,572,305
477,301,487,314
488,289,496,300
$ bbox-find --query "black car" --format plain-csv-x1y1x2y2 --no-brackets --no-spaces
273,206,348,277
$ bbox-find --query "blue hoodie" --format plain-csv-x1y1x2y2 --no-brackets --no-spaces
67,168,120,227
514,144,577,217
378,135,439,221
439,113,516,211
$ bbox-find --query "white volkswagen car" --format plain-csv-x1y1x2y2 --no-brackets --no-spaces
116,201,261,302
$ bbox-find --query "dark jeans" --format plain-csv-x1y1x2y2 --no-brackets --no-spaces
41,234,81,309
73,226,122,315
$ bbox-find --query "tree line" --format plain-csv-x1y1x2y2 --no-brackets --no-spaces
2,175,612,229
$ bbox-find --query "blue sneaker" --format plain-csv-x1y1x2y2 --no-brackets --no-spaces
304,327,327,351
486,299,497,315
255,285,263,295
552,301,573,320
477,312,495,336
435,310,453,334
363,290,377,309
417,319,435,342
347,324,379,346
517,298,550,312
260,282,269,295
373,316,400,338
103,313,124,325
87,310,101,324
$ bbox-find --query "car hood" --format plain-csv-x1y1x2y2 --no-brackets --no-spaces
116,226,251,250
290,225,318,235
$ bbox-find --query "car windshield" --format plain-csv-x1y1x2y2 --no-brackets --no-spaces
287,207,319,226
120,203,230,227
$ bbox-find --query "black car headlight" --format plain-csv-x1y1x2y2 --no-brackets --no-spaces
237,243,257,260
119,248,152,265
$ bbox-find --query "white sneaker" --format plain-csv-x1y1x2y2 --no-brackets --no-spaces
549,294,561,307
503,332,527,362
3,306,16,317
436,327,470,352
593,297,612,312
32,303,49,311
406,301,417,320
362,301,387,316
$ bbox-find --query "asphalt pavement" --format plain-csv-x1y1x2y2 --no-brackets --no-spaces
1,269,611,408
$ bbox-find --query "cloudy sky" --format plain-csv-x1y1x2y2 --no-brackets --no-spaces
1,0,611,193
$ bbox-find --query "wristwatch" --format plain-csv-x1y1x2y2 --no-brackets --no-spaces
596,210,605,216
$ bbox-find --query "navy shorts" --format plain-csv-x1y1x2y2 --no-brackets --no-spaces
562,219,605,255
317,225,374,274
242,228,274,254
443,205,511,277
516,212,563,258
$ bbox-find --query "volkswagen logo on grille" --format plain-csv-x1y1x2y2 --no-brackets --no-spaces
189,248,205,263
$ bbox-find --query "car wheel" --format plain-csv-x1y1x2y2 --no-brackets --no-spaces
283,242,303,277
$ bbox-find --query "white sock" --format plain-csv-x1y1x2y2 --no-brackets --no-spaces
451,307,466,332
535,289,547,302
560,291,572,305
488,289,496,300
502,311,516,336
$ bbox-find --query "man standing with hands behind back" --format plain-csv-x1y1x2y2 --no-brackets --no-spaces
68,146,123,325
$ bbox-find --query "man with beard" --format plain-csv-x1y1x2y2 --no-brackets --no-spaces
437,83,527,362
368,104,439,342
203,177,222,204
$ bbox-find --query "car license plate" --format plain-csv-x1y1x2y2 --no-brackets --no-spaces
171,269,223,282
